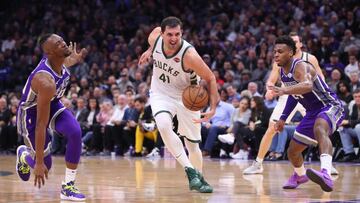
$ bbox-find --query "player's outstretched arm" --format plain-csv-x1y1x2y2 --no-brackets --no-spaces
31,73,56,188
138,27,161,66
64,42,87,67
183,48,220,123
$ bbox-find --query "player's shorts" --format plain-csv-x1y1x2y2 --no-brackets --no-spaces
149,92,201,143
293,105,344,146
16,100,66,156
270,95,306,123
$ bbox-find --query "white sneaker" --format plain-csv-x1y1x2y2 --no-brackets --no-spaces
146,148,160,158
219,149,227,157
218,133,235,145
243,161,264,174
331,165,339,175
231,150,247,159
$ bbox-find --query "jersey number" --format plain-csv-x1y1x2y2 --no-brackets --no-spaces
293,94,304,100
159,73,170,83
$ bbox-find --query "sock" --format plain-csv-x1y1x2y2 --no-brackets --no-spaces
184,140,203,172
256,157,263,164
294,164,306,176
320,154,332,176
65,168,77,184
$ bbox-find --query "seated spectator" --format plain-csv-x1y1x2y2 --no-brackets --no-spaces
231,96,271,159
219,97,251,158
344,55,359,78
247,82,262,97
338,88,360,162
103,94,128,155
133,96,157,157
201,100,235,157
91,99,114,154
74,97,90,135
226,84,241,103
82,98,100,154
349,70,360,92
337,80,353,104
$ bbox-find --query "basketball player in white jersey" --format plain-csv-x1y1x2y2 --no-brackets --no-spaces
138,17,219,193
243,32,338,175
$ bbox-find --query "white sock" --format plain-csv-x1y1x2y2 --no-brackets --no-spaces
65,168,77,184
184,140,203,172
294,164,306,176
320,154,332,176
256,157,263,164
155,113,193,169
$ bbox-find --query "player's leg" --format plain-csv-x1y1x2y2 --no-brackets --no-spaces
184,139,202,172
16,110,52,181
54,109,85,201
306,117,335,192
154,112,208,192
283,139,309,189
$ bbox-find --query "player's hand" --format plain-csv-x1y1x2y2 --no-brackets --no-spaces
265,90,275,100
341,120,349,126
268,85,285,97
34,162,48,189
65,42,88,67
193,109,215,123
274,120,285,132
138,48,152,66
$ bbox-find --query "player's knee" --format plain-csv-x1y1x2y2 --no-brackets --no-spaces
287,147,296,159
314,125,328,139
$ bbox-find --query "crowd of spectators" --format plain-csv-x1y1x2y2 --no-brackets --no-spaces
0,0,359,162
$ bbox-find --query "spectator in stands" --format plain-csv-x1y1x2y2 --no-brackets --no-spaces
337,81,353,104
338,88,360,162
349,71,360,92
201,100,235,157
344,55,359,77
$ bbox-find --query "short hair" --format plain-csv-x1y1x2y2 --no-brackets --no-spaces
134,95,146,104
38,33,53,52
275,35,296,55
161,16,182,32
353,88,360,94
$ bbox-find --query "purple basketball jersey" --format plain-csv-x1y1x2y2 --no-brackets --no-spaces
280,58,344,146
17,58,70,138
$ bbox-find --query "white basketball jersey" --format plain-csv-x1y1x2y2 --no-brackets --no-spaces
150,36,199,99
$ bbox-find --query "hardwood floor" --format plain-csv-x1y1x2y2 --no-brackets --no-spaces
0,155,359,203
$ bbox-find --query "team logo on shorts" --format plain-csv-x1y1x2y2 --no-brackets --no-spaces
173,57,180,63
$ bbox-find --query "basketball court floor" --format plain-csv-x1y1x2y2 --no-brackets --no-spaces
1,155,359,203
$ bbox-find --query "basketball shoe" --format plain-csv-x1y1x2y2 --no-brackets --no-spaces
243,161,263,174
306,168,333,192
16,145,31,181
60,181,86,201
283,172,309,189
185,167,213,193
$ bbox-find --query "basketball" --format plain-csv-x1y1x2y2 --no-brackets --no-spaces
182,85,209,111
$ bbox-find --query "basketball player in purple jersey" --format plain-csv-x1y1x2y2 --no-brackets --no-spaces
269,36,344,192
16,34,86,201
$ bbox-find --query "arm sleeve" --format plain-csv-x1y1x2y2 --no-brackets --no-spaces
279,96,298,121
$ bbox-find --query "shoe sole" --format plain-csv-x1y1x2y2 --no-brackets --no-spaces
60,193,86,201
243,169,264,175
15,146,29,181
306,170,333,192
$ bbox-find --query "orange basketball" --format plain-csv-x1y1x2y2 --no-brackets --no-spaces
182,85,209,111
